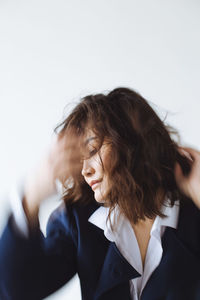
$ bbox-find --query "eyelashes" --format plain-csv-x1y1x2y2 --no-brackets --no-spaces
80,147,98,162
81,139,107,161
87,141,110,158
89,149,98,156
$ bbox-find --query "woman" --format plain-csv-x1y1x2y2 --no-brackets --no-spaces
0,87,200,300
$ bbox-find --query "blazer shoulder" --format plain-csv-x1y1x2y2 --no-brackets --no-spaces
48,199,100,221
46,200,100,238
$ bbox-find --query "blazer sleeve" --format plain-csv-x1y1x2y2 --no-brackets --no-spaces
0,204,78,300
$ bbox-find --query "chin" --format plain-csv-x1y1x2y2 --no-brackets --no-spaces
94,197,106,203
94,192,106,203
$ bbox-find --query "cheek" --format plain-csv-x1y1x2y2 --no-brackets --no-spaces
92,144,112,176
95,158,104,175
90,152,103,172
101,152,112,191
101,147,112,172
102,176,109,191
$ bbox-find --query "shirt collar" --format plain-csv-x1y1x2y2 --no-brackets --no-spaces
88,198,180,241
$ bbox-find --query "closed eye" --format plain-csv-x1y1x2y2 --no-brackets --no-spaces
89,149,97,156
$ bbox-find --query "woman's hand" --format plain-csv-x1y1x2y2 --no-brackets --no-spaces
174,147,200,209
23,132,82,227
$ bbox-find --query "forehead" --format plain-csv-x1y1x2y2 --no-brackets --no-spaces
82,127,107,147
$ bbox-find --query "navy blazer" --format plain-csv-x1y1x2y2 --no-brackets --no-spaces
0,198,200,300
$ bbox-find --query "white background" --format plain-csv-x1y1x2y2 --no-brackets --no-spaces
0,0,200,299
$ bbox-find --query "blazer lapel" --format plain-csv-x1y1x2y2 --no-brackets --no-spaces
140,199,200,299
94,241,141,299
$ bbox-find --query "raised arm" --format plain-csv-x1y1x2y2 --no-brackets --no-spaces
0,133,81,299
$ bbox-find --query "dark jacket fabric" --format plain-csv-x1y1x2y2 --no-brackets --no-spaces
0,198,200,300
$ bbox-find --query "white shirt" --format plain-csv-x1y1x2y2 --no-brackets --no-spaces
88,199,180,300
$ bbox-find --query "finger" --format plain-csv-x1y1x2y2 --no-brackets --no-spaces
180,147,200,163
178,146,199,161
182,147,200,154
177,148,193,161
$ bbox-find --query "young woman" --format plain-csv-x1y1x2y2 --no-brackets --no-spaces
0,87,200,300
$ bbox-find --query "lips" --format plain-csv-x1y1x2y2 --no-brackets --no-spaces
89,179,102,187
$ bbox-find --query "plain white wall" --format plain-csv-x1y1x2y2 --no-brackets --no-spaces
0,0,200,299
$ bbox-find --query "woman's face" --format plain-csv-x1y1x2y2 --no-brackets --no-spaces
81,130,110,203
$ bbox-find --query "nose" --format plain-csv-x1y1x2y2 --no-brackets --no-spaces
81,158,95,178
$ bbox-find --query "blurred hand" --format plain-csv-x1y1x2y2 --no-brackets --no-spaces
174,147,200,209
23,132,82,225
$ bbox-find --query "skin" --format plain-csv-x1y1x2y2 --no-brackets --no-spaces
81,131,111,203
174,147,200,209
81,131,156,268
23,128,200,229
22,128,200,271
23,130,110,227
23,132,82,227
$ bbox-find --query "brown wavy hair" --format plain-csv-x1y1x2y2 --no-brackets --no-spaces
54,87,191,226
